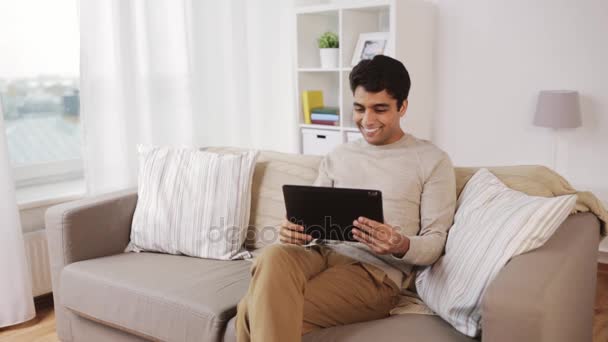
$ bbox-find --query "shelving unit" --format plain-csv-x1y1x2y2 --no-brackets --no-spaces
294,0,436,155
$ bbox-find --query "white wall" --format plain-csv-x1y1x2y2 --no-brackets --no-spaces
431,0,608,206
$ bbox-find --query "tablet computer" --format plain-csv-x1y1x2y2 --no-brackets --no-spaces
282,185,384,241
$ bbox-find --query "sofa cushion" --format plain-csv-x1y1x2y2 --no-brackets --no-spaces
204,147,323,249
222,314,475,342
127,146,258,260
416,168,576,337
60,252,251,342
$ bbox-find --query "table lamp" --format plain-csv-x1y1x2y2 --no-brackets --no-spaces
533,90,582,172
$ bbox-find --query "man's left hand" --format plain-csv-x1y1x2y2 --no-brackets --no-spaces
352,217,410,258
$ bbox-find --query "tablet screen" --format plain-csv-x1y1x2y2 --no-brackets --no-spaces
282,185,384,241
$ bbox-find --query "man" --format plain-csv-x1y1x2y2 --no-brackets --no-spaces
236,55,456,341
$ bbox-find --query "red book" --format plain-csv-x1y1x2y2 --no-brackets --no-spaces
311,120,338,126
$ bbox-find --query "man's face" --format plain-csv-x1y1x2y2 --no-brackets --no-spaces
353,86,407,146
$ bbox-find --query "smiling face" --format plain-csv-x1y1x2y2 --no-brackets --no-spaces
353,86,408,145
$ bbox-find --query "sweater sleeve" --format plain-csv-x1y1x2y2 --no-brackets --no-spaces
394,152,457,266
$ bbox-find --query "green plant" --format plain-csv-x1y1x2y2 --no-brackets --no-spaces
317,31,339,49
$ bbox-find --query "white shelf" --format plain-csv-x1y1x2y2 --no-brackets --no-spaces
344,3,391,12
295,4,339,14
295,0,391,14
295,0,436,154
298,67,341,72
298,124,360,132
300,124,341,131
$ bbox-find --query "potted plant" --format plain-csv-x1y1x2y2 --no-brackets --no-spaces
318,31,339,69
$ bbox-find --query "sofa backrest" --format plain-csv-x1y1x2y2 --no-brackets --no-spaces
204,147,322,249
205,147,591,250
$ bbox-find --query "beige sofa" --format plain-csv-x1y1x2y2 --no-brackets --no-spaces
45,149,601,342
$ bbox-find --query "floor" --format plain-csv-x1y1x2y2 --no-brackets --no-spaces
2,264,608,342
0,306,56,342
594,263,608,342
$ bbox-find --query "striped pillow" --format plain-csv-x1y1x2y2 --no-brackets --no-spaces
126,145,259,260
415,168,576,337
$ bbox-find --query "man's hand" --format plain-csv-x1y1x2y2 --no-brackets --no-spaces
279,218,313,245
352,217,410,257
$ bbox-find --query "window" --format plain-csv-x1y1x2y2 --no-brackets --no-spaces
0,0,83,202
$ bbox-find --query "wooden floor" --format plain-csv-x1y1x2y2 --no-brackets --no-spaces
0,306,57,342
594,263,608,342
2,264,608,342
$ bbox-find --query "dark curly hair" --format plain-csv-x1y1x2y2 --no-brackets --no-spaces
349,55,411,109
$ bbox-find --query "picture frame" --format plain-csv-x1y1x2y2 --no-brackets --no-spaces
351,32,390,66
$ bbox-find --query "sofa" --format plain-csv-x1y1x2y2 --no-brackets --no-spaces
45,148,601,342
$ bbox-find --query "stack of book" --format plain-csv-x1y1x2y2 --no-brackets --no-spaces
302,90,323,124
301,90,340,126
311,107,339,126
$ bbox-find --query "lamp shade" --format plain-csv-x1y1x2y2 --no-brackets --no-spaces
534,90,582,129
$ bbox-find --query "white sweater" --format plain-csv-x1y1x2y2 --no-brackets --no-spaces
312,133,457,287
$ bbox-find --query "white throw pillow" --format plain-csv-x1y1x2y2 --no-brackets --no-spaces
126,145,259,260
415,168,577,337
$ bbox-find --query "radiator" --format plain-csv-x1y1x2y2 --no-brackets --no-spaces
23,230,52,297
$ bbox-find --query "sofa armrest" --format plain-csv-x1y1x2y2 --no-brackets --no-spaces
45,188,138,265
481,212,600,342
45,188,138,340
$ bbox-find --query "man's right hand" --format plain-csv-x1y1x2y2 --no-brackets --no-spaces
279,218,313,245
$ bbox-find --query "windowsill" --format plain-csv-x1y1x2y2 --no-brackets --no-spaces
17,178,86,210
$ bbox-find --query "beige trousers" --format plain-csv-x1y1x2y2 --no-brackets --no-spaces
235,243,400,342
